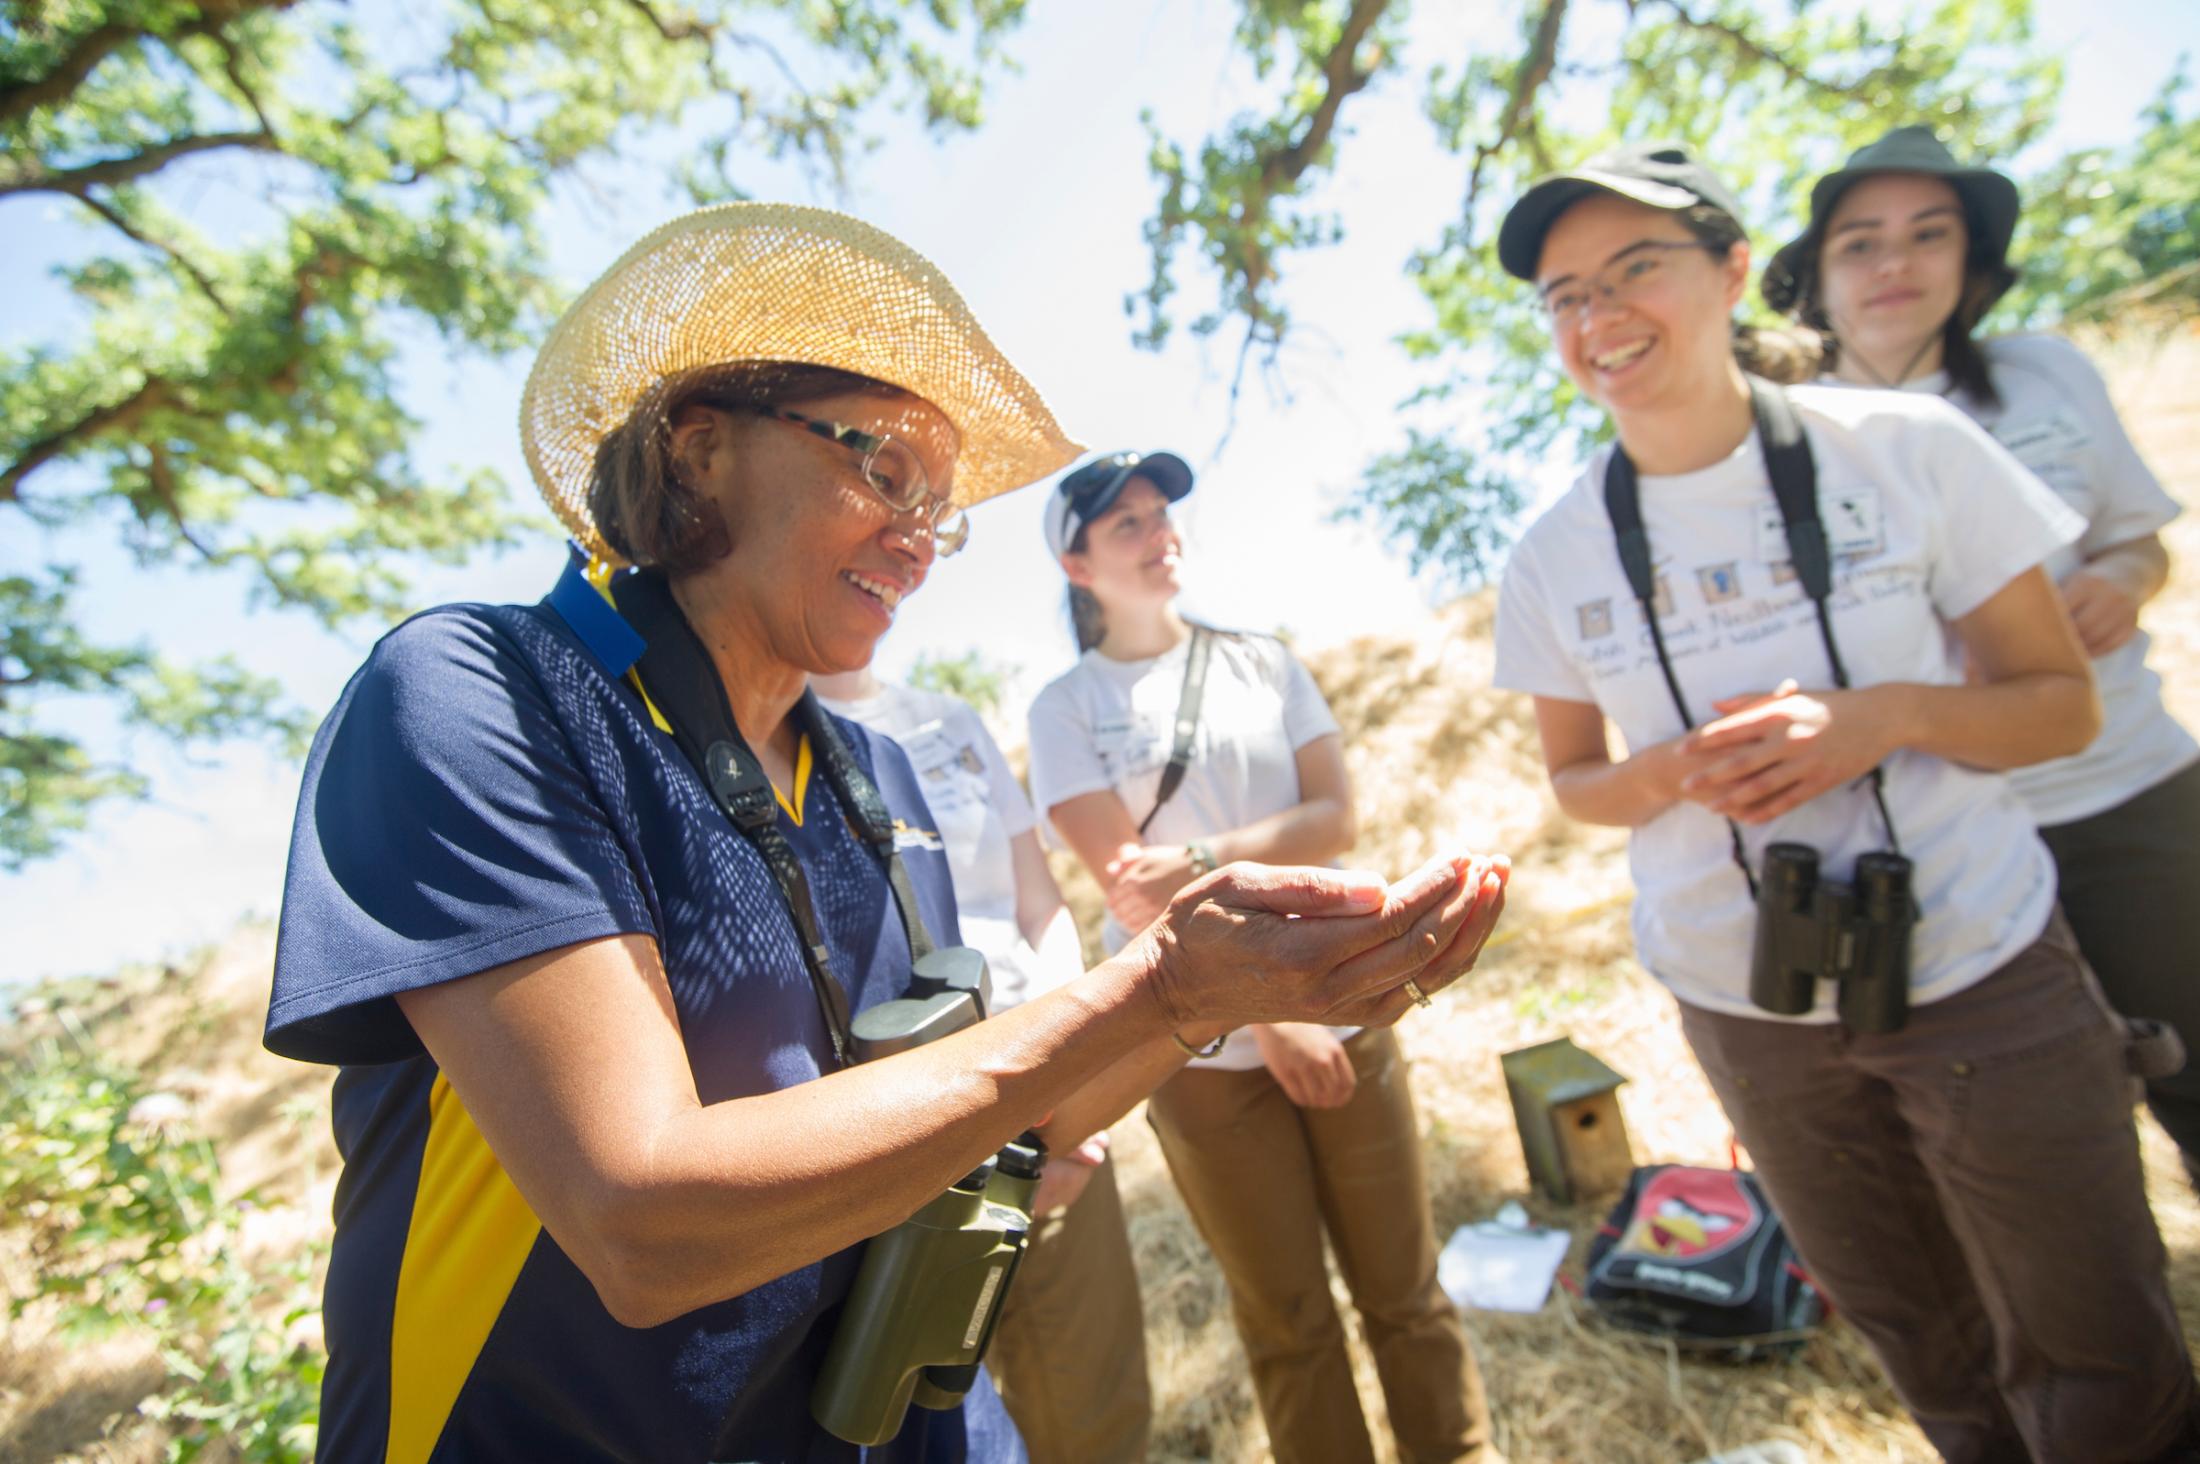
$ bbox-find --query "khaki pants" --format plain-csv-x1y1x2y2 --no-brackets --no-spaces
1680,912,2200,1463
986,1152,1151,1463
1147,1028,1496,1464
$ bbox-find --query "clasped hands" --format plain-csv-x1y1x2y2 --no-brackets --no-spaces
1131,851,1511,1036
1665,677,1898,824
1103,842,1199,932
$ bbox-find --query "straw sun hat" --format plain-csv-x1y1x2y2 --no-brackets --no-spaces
520,203,1084,563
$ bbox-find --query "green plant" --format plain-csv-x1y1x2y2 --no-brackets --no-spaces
908,647,1016,718
144,1244,325,1464
0,1023,217,1329
0,1006,326,1458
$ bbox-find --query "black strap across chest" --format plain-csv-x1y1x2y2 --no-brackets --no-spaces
1138,625,1214,837
1602,377,1900,893
611,571,937,1068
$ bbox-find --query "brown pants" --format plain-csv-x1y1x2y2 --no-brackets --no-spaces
1680,913,2199,1463
1147,1028,1496,1464
985,1152,1151,1464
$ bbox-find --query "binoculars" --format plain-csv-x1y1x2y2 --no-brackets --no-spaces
812,945,1042,1445
1749,843,1917,1034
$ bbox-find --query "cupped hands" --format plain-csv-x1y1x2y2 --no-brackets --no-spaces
1135,851,1510,1034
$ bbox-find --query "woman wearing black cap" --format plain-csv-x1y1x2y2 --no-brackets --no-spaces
1489,144,2197,1460
1026,453,1507,1464
1765,125,2200,1190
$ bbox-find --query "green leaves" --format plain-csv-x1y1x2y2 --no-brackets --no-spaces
908,646,1015,717
2007,66,2199,325
4,0,1029,868
1128,0,1402,355
0,1002,325,1460
1,568,312,868
0,1029,219,1330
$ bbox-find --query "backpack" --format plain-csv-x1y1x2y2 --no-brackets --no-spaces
1583,1164,1827,1358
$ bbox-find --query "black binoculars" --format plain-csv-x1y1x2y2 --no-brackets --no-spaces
1749,843,1917,1034
811,945,1041,1446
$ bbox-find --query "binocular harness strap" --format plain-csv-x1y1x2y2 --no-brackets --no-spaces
1602,377,1904,899
1139,625,1214,837
610,571,943,1067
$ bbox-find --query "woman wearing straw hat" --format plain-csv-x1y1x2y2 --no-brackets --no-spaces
1489,141,2198,1461
1763,124,2200,1189
813,660,1153,1461
1025,454,1506,1464
260,204,1511,1463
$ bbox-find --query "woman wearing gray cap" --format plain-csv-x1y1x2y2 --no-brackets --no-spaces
1026,452,1506,1464
1764,125,2200,1190
1489,144,2196,1460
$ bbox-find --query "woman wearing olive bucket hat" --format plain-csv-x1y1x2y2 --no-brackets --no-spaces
260,204,1511,1462
1766,126,2200,1190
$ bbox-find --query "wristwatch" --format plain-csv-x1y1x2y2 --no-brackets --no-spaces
1185,840,1217,877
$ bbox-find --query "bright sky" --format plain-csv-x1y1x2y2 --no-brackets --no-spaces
3,0,2193,987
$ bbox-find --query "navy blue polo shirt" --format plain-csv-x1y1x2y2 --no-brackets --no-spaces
266,555,1022,1464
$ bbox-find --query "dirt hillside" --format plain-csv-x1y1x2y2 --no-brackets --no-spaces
4,322,2195,1463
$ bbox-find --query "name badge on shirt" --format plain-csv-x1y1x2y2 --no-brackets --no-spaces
1093,715,1169,779
898,721,982,817
1755,485,1884,566
1993,410,2090,473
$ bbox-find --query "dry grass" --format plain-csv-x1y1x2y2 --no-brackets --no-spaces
4,321,2196,1461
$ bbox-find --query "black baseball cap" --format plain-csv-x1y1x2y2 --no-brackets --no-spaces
1497,142,1747,281
1043,450,1193,560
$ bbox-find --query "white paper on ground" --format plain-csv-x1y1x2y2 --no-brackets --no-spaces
1688,1444,1807,1464
1436,1220,1572,1313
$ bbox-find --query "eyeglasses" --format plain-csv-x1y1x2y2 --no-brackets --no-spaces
1537,241,1724,327
753,407,969,557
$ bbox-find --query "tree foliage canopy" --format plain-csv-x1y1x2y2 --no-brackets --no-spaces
1,0,1026,868
1133,0,2198,589
907,646,1013,719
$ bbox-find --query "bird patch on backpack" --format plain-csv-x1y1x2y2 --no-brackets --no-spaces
1618,1168,1756,1262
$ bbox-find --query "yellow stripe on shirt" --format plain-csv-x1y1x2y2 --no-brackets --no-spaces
582,555,673,734
386,1074,543,1464
775,735,812,825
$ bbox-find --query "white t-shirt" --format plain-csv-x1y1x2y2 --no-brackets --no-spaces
818,682,1073,1010
1494,386,2085,1020
1840,334,2195,825
1026,631,1348,1070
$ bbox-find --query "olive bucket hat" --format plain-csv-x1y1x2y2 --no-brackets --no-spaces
1761,125,2020,318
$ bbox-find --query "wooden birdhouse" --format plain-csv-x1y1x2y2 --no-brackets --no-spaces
1500,1037,1634,1204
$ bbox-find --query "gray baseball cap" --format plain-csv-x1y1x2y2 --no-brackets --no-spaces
1497,142,1747,281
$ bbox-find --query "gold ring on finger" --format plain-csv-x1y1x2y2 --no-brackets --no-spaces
1402,976,1432,1009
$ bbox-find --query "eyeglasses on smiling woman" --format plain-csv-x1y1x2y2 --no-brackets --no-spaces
1538,240,1724,327
754,406,971,556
